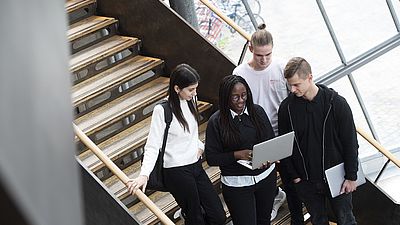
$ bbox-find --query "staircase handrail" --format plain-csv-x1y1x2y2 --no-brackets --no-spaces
73,123,174,225
357,126,400,169
199,0,251,41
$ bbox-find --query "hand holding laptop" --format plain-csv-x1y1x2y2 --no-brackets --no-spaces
234,149,253,161
237,132,295,170
340,179,357,194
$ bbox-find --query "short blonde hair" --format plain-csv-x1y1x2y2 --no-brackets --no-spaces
284,57,312,79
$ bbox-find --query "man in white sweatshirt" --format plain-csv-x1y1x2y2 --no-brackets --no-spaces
233,24,303,224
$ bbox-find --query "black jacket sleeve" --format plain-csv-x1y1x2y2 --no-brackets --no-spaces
335,96,359,181
205,112,237,166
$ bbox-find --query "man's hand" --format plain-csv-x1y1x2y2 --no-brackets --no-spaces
340,179,357,194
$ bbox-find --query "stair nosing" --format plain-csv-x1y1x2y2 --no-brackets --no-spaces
70,35,139,73
68,16,118,42
72,56,163,106
66,0,96,13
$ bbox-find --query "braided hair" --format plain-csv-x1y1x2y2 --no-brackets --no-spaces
218,75,266,146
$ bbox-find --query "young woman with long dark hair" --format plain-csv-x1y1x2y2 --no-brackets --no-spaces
127,64,226,225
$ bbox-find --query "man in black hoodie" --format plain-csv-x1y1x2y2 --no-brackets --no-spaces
278,57,359,225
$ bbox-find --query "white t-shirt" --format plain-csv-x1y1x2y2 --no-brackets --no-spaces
140,99,203,177
233,59,289,135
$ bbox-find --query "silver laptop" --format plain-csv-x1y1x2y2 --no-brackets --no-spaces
237,131,294,170
325,159,366,198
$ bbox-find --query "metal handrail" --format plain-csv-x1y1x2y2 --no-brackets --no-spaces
356,126,400,170
73,123,174,225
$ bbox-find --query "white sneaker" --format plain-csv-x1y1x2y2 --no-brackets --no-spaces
270,187,286,221
173,208,185,221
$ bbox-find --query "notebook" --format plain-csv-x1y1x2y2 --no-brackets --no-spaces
325,160,366,198
237,131,294,170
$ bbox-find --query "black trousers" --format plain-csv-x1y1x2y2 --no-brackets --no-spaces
222,169,277,225
295,180,356,225
278,164,305,225
164,160,226,225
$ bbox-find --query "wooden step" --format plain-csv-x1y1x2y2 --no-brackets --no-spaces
79,103,211,180
128,164,221,225
72,55,163,107
66,0,96,13
70,35,140,73
68,16,117,42
74,77,169,139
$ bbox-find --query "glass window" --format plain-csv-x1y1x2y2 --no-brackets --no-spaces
261,0,340,77
321,0,398,60
351,47,400,152
329,77,387,176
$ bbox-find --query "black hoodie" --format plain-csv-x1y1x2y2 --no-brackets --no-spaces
278,84,359,182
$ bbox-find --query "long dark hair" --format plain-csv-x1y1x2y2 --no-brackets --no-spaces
168,64,200,132
218,75,266,146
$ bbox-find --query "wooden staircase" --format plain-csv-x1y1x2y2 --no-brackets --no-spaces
67,1,217,224
66,0,306,224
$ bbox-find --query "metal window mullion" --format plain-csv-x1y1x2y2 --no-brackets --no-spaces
316,0,347,65
386,0,400,32
316,33,400,85
347,74,380,142
238,41,250,65
241,0,258,29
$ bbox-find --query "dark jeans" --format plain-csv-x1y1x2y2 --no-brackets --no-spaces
278,163,305,225
294,180,356,225
164,160,226,225
222,169,277,225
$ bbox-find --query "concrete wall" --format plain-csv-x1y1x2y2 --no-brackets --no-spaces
0,1,84,225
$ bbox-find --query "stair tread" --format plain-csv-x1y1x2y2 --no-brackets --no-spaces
129,165,221,224
68,15,117,42
70,35,139,73
79,103,211,173
72,55,163,106
74,77,169,136
66,0,96,13
102,122,211,199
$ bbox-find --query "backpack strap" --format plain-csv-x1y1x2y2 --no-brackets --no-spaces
159,100,172,160
160,100,172,125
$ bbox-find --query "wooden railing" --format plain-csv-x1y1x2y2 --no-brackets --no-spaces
73,123,174,225
199,0,251,41
356,127,400,171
